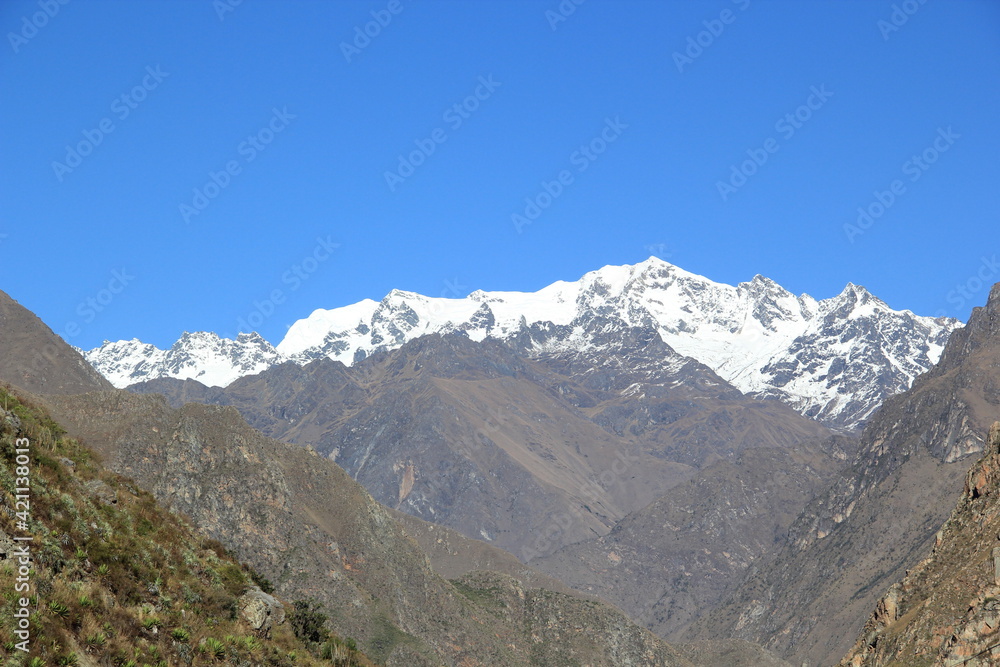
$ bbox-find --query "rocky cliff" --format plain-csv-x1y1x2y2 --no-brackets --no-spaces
840,422,1000,666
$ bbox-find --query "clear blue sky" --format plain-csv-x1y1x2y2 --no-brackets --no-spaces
2,0,998,349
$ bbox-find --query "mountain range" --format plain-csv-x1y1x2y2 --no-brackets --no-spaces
1,286,766,666
84,257,959,431
6,259,998,667
81,257,968,665
127,320,835,561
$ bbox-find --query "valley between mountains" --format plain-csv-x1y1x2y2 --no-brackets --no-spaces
3,258,999,666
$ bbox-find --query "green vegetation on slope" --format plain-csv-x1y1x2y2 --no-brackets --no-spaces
0,386,374,667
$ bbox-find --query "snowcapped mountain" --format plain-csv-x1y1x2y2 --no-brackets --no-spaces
83,331,283,389
83,257,960,430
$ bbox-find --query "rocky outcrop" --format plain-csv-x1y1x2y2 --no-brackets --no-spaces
83,479,118,505
238,586,286,637
0,526,16,563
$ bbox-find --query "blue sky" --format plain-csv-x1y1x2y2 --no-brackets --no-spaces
1,0,998,349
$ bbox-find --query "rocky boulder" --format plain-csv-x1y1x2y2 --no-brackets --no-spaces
238,586,285,637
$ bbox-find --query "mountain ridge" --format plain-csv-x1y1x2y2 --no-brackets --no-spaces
84,257,959,431
0,288,113,395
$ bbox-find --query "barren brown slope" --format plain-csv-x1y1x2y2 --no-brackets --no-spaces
388,507,579,595
689,283,1000,666
532,436,856,642
0,289,112,394
675,639,793,667
840,422,1000,666
41,389,696,666
130,321,833,561
132,332,696,557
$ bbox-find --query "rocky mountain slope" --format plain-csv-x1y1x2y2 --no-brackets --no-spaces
39,389,696,666
689,283,1000,666
532,435,857,642
0,285,802,667
123,314,849,659
0,290,720,667
840,422,1000,666
0,384,376,666
129,319,833,560
85,257,959,430
0,289,112,395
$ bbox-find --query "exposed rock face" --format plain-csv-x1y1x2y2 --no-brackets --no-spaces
237,586,286,637
0,289,112,394
840,423,1000,666
690,283,1000,666
936,283,1000,370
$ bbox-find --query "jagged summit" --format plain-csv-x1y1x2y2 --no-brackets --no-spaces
88,329,283,388
831,282,881,307
83,258,960,429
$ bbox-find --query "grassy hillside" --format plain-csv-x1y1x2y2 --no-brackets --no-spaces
0,385,373,666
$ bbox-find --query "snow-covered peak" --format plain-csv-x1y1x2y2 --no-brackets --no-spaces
84,330,284,389
277,299,379,358
738,274,794,303
836,282,878,303
84,257,962,429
